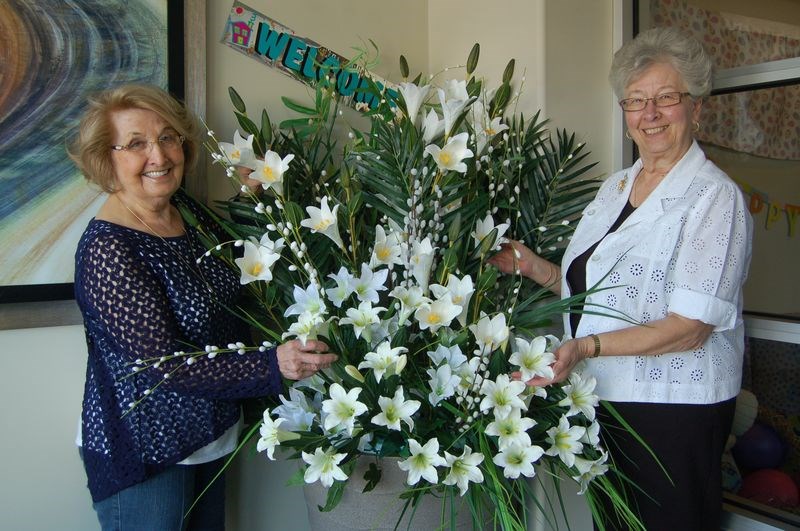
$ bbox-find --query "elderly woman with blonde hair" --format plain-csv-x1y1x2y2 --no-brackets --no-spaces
70,84,337,530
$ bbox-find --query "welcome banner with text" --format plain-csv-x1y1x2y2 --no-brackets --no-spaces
221,1,398,110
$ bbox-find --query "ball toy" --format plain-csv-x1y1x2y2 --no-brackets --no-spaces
739,469,799,507
731,389,758,437
732,422,786,470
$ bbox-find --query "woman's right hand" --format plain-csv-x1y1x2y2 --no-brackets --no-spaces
276,339,338,380
489,240,561,295
488,240,536,278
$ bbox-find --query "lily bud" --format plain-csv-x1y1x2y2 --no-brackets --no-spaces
399,54,409,79
466,43,480,75
344,365,366,383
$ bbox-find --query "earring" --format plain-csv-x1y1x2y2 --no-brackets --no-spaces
625,130,632,140
692,121,700,132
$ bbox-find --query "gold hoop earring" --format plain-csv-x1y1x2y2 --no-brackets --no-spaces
625,130,632,140
692,121,700,132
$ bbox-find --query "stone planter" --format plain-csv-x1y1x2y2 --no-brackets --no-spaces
303,456,483,530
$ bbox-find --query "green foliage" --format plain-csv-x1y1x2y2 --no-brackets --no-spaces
197,43,642,531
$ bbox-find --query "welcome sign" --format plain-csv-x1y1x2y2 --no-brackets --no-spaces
221,1,398,110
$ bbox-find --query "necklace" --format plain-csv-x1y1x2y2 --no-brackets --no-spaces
119,198,183,238
117,196,217,296
631,168,669,207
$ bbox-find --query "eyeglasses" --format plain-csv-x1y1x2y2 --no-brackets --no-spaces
111,133,185,153
618,92,691,112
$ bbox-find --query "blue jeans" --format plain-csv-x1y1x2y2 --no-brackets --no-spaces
92,458,226,531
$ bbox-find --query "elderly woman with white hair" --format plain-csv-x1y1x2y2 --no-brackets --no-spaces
491,27,752,529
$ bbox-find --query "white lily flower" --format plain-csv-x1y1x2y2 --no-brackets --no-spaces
352,263,388,304
256,410,299,460
326,266,355,308
581,420,601,447
455,357,483,396
467,99,486,130
492,442,544,479
545,415,585,468
251,150,295,195
427,344,467,369
390,285,431,325
283,311,325,345
424,132,473,174
358,341,408,382
479,374,526,418
397,438,446,485
427,364,460,406
321,383,368,437
285,284,326,318
558,373,599,421
444,79,469,101
292,373,327,395
485,408,536,451
443,446,485,496
484,116,509,138
371,386,421,431
437,88,468,136
409,237,435,291
509,336,556,382
219,130,256,168
370,225,403,268
415,297,462,333
366,314,398,349
430,274,474,327
339,301,385,343
469,312,510,352
256,232,285,253
234,240,281,284
472,214,510,252
301,196,344,250
422,109,445,144
397,82,431,125
301,447,348,488
273,388,317,432
572,451,609,495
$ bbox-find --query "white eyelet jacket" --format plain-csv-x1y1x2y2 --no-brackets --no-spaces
563,142,753,404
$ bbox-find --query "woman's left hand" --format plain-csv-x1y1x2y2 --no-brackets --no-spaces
512,337,589,386
276,339,338,380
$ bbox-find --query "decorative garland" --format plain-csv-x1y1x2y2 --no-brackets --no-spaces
222,1,398,111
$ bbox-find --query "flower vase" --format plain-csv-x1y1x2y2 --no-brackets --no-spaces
303,456,481,531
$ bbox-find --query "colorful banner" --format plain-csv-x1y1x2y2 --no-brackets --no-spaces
733,177,800,237
221,1,397,110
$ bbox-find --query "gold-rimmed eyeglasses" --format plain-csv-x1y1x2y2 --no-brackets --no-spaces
619,91,691,112
111,133,185,153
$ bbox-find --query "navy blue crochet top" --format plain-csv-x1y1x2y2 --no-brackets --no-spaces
74,194,282,502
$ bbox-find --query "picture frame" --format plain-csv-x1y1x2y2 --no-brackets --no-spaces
0,0,207,329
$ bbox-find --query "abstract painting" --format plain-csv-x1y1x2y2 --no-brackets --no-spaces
0,0,174,302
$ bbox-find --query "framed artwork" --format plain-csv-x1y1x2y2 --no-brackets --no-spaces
0,0,185,305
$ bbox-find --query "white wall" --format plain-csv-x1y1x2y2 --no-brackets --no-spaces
545,0,616,179
0,324,98,531
0,2,614,529
427,0,547,119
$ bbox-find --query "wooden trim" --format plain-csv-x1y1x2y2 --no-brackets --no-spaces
183,0,208,203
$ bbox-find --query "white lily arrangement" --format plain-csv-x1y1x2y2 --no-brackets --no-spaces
160,44,643,529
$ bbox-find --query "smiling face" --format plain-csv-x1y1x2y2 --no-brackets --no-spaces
623,61,701,168
109,107,184,205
